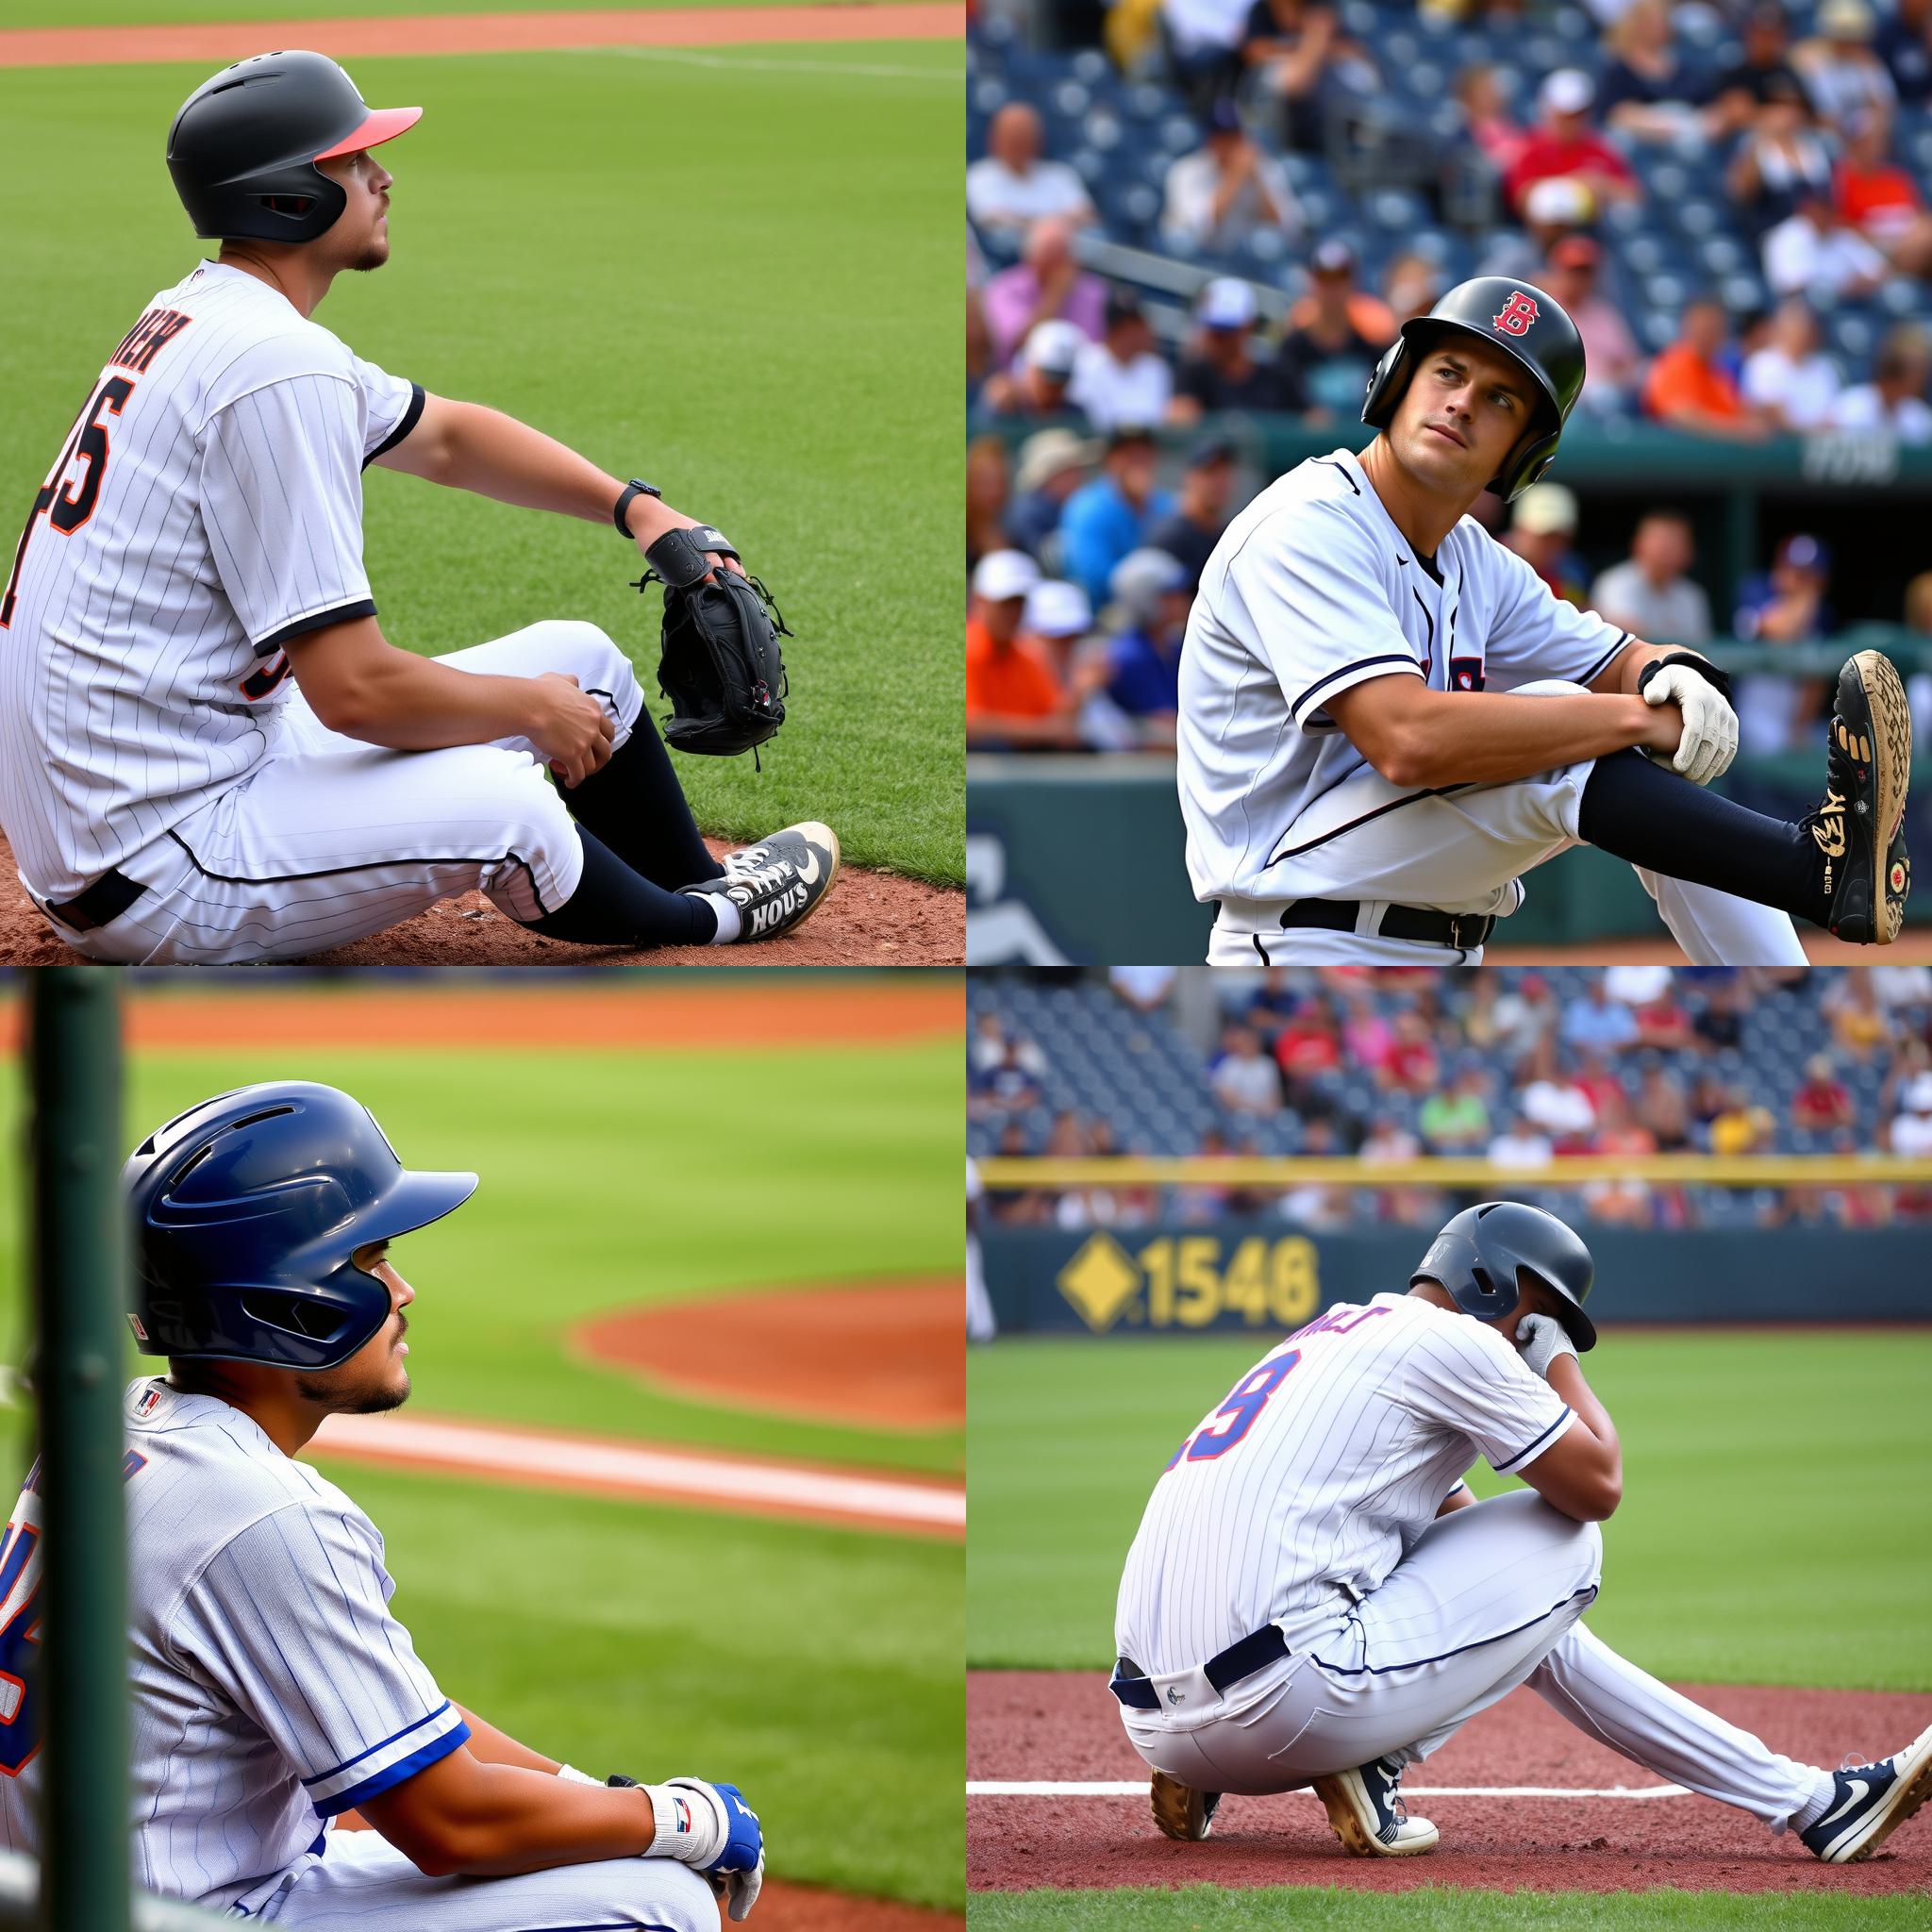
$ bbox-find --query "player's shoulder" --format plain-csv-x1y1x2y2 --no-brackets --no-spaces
1216,450,1385,567
1403,1296,1524,1373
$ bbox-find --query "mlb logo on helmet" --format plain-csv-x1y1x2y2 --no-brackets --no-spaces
1492,291,1540,337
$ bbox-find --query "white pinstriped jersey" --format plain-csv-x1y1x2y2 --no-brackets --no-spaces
1114,1293,1574,1677
0,259,423,898
1175,446,1632,904
0,1379,468,1913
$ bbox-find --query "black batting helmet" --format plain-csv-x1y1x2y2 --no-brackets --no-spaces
1361,275,1587,503
167,50,421,243
1411,1200,1597,1351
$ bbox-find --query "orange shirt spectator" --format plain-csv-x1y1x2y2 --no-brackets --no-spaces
967,616,1064,720
1644,342,1747,421
1838,155,1922,231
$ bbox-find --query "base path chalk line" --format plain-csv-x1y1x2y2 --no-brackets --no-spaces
316,1411,963,1537
970,1780,1691,1800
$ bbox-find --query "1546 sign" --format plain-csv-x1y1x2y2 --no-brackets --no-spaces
1056,1232,1322,1331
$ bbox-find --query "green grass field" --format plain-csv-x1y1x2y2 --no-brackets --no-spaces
969,1329,1932,1930
0,37,963,883
969,1331,1932,1689
0,0,875,22
0,992,964,1908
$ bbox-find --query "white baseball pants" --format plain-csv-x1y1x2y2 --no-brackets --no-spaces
50,621,642,965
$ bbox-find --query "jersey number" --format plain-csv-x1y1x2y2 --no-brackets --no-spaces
1164,1350,1301,1469
0,1511,42,1775
1,375,136,629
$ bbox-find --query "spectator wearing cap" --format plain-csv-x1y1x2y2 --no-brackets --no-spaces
1740,297,1844,432
1597,0,1715,146
1160,97,1301,254
966,104,1096,238
1006,427,1102,562
1169,276,1310,423
966,436,1011,574
966,551,1074,748
1828,324,1932,440
974,318,1087,427
1712,3,1812,142
1835,108,1932,278
1734,533,1835,755
1877,0,1932,105
1069,291,1175,434
1545,235,1643,414
1239,0,1381,154
1726,70,1837,237
1503,69,1641,219
1147,439,1240,590
1480,174,1602,282
1097,547,1193,745
1278,239,1394,417
982,215,1108,371
1643,297,1770,441
1887,1068,1932,1158
1763,180,1887,301
1792,1053,1856,1132
1591,509,1714,646
1018,577,1095,689
1507,485,1590,608
1794,0,1897,133
1059,428,1175,608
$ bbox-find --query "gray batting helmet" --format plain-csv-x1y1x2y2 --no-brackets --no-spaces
1411,1199,1597,1351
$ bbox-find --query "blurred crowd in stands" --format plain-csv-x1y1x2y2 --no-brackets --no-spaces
970,962,1932,1227
966,0,1932,751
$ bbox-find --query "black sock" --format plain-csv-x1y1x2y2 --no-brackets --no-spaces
560,707,724,889
523,826,719,946
1578,749,1830,925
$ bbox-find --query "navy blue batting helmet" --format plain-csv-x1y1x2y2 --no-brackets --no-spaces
1411,1200,1597,1351
124,1082,476,1370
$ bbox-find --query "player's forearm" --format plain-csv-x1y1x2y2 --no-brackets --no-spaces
1547,1355,1620,1472
1591,638,1696,698
408,1761,657,1877
451,1702,560,1774
1366,688,1674,789
317,647,541,749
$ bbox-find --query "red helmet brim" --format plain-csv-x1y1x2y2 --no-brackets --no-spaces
314,105,422,160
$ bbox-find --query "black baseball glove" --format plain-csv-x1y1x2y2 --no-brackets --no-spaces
632,525,791,761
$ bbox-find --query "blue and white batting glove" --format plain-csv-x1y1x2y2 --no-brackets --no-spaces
650,1776,765,1922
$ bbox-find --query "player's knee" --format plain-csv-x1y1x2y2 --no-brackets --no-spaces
497,751,579,863
554,619,639,700
636,1858,722,1931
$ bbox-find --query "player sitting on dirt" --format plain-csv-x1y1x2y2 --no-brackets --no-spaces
0,51,836,965
1111,1202,1932,1866
1176,275,1910,965
0,1082,762,1928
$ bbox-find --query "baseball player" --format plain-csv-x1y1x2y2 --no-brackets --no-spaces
0,1082,764,1927
1111,1202,1932,1866
1176,275,1912,964
0,51,838,964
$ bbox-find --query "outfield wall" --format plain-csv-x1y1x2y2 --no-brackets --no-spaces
978,1223,1932,1333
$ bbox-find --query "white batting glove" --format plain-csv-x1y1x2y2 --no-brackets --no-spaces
1516,1312,1578,1382
1642,661,1738,787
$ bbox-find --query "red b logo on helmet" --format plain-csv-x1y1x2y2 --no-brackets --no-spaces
1492,291,1539,337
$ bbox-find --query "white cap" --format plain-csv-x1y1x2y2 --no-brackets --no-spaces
1819,0,1875,38
973,549,1041,603
1906,1070,1932,1112
1022,318,1087,377
1539,68,1594,116
1198,275,1258,330
1512,482,1579,536
1524,174,1597,227
1022,578,1093,637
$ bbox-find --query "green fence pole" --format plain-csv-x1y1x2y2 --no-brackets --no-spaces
29,971,127,1932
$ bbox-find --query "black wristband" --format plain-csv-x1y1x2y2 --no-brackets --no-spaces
1638,650,1733,705
607,1774,640,1788
613,478,661,538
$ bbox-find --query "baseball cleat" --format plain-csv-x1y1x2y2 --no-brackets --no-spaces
682,821,839,941
1311,1756,1440,1857
1150,1771,1221,1841
1807,650,1911,944
1798,1724,1932,1863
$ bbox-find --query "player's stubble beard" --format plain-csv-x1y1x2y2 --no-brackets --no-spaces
294,1318,411,1414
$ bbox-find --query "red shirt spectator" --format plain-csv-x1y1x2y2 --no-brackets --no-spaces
1632,993,1695,1050
1274,1010,1342,1076
1792,1055,1856,1130
1504,70,1640,216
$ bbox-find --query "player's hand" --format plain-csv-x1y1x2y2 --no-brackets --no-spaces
529,672,615,788
1641,661,1739,787
1516,1312,1577,1383
649,1777,764,1921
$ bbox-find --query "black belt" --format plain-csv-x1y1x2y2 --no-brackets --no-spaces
1109,1625,1291,1709
45,866,146,934
1281,898,1494,952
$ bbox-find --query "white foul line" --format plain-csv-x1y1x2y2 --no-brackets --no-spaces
969,1780,1690,1800
588,46,958,79
316,1412,964,1532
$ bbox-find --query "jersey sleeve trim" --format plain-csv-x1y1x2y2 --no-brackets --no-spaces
364,381,426,470
1291,652,1423,725
1491,1404,1576,1474
1574,631,1633,688
302,1699,470,1814
255,596,377,657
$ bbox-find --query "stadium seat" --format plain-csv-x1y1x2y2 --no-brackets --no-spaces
972,79,1009,116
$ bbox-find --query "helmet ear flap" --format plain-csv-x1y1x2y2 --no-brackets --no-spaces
1495,427,1562,502
1360,336,1411,429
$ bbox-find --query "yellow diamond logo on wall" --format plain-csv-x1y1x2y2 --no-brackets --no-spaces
1058,1234,1141,1330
